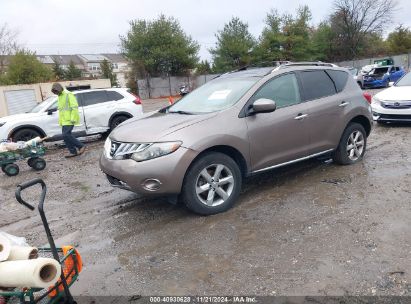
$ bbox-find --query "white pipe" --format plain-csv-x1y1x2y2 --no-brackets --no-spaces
7,246,38,261
0,258,61,288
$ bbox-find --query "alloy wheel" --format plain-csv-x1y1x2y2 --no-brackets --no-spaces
195,164,235,207
346,130,365,161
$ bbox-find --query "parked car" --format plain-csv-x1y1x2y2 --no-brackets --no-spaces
100,63,373,215
354,64,376,89
0,88,143,142
371,72,411,123
363,65,405,89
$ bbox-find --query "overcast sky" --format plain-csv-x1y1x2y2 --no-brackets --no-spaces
1,0,410,61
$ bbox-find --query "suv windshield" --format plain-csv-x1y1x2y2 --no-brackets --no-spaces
394,72,411,86
29,96,56,113
168,77,258,114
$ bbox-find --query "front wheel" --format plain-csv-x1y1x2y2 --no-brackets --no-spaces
181,152,242,215
333,123,367,165
12,128,41,142
31,158,46,171
110,115,130,131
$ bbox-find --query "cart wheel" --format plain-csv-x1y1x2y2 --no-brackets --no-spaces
28,157,36,167
1,165,7,173
32,158,46,171
4,164,19,176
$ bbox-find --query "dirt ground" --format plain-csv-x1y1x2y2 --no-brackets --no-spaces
0,93,410,297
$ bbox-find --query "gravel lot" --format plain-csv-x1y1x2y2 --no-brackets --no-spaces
1,91,410,297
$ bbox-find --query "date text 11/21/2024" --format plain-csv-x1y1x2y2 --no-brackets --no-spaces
149,297,257,303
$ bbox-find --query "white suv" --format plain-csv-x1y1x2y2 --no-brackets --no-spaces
0,88,143,141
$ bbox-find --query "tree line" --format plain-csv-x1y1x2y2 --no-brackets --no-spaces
122,0,403,76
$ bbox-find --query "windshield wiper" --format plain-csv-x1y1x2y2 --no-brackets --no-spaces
168,110,195,115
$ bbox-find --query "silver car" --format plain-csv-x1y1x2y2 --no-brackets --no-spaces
100,63,373,215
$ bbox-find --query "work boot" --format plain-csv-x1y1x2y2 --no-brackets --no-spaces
64,152,78,158
78,146,86,155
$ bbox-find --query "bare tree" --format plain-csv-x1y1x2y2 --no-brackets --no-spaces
333,0,398,58
0,24,19,73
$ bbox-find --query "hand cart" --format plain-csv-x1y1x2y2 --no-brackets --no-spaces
0,179,81,304
0,145,46,177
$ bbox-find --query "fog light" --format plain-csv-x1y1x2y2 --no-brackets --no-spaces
142,179,162,191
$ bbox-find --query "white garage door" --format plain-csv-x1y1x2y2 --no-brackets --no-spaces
4,89,37,115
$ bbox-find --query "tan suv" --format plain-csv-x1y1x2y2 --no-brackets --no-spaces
100,63,373,215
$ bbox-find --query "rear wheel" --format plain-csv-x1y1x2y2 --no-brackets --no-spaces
110,115,130,131
12,128,41,142
333,123,367,165
4,163,19,176
31,158,46,171
28,157,36,167
182,152,242,215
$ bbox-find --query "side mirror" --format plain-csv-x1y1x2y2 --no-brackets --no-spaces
47,108,57,115
388,82,394,87
251,98,277,114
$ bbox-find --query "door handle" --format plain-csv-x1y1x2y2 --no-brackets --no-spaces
294,113,308,120
339,101,350,107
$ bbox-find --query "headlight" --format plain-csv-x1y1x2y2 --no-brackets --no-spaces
131,141,182,162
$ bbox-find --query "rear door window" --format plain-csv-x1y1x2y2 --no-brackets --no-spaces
80,91,108,106
300,70,336,101
326,70,348,92
251,73,301,108
106,91,124,101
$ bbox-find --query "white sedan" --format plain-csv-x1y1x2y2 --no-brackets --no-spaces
371,72,411,123
0,88,143,142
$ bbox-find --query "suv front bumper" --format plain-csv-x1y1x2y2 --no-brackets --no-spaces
99,147,197,195
371,102,411,122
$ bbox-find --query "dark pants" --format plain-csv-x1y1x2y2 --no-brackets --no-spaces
62,125,85,154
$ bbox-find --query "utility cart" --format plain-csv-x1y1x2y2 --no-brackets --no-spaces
0,145,46,176
0,179,81,303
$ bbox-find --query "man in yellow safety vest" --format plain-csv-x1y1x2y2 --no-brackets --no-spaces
51,83,86,158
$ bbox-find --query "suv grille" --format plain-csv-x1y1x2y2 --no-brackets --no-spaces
381,101,411,109
106,140,151,159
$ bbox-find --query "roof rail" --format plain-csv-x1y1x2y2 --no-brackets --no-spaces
274,61,338,71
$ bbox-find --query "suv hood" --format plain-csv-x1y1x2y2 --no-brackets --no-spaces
376,86,411,101
110,111,216,143
0,112,42,124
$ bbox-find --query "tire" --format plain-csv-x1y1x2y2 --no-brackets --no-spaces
110,115,130,130
333,123,367,165
1,165,7,173
31,158,46,171
4,163,19,176
181,152,242,215
12,128,41,142
27,157,36,167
